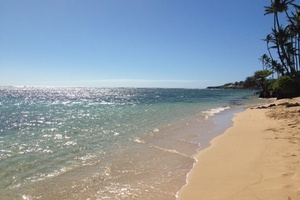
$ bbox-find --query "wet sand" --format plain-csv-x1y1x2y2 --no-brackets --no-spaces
178,97,300,200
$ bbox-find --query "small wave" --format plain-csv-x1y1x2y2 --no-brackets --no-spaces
152,128,159,133
148,144,190,158
133,137,146,144
63,141,77,146
202,106,230,119
22,195,32,200
133,138,190,158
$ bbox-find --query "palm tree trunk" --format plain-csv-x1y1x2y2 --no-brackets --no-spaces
267,41,274,60
298,35,300,72
273,14,289,73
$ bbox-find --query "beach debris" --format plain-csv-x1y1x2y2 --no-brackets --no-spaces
278,102,300,108
253,103,276,109
253,102,300,109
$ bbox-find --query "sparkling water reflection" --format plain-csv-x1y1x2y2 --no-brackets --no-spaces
0,86,260,199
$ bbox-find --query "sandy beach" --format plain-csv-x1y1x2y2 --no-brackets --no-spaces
178,97,300,200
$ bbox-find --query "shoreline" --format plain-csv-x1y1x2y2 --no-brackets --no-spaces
2,102,258,200
177,97,300,200
0,88,276,199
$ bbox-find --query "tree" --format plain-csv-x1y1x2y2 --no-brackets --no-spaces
263,0,300,95
254,70,273,91
244,76,257,88
264,0,293,30
263,34,275,61
259,54,269,70
264,0,294,73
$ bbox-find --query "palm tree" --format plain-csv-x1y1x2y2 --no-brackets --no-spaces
268,27,289,74
271,59,285,77
264,0,300,78
264,1,288,71
263,0,300,96
254,70,273,96
288,7,300,72
264,0,294,31
259,54,268,70
276,25,294,73
263,34,275,61
285,24,297,70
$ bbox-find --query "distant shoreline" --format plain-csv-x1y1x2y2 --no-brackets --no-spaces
206,84,258,90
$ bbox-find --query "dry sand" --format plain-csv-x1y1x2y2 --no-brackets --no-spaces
178,98,300,200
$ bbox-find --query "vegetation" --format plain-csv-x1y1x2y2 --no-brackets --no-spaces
243,70,275,98
259,0,300,98
208,1,300,98
207,70,273,91
206,81,245,89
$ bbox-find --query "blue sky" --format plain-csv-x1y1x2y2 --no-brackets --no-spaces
0,0,273,88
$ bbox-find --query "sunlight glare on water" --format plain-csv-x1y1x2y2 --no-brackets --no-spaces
0,86,260,199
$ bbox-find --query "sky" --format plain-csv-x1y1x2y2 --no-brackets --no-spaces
0,0,274,88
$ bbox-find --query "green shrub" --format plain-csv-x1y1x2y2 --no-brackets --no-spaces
267,79,276,91
273,76,300,98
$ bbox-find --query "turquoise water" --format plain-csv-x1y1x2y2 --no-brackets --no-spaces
0,87,260,199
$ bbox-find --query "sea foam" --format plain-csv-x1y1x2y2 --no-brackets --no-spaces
202,106,231,119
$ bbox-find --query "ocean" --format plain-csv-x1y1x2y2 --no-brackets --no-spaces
0,87,262,200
